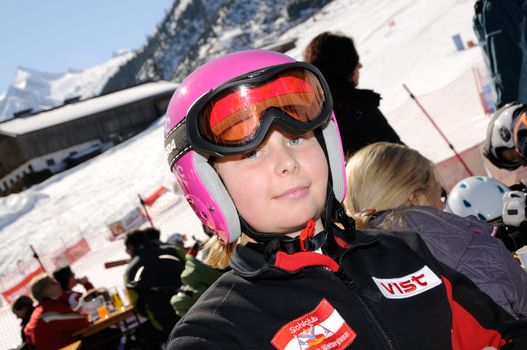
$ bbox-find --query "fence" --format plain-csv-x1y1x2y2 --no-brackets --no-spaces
0,187,204,350
386,61,527,190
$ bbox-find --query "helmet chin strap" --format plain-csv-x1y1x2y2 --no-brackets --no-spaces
239,183,355,255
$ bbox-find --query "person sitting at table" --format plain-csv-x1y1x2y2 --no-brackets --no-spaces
124,228,185,346
53,265,94,310
24,274,89,350
11,295,35,350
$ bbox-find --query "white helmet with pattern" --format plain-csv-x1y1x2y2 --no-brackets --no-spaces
445,176,510,222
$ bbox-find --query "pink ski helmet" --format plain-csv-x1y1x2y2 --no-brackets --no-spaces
164,50,345,243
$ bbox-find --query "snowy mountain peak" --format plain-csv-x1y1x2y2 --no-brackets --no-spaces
0,50,135,122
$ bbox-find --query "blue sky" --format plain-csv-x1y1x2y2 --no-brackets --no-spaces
0,0,174,93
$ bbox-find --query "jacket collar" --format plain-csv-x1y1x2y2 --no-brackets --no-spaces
229,226,380,278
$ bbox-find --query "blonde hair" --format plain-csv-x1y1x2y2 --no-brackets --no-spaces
30,274,55,303
345,142,438,228
203,237,238,270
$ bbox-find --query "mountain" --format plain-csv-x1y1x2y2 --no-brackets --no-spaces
102,0,332,94
0,51,134,122
0,0,332,122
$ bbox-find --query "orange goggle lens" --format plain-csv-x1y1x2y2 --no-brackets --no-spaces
198,69,326,146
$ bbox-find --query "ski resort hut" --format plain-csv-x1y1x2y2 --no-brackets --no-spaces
0,81,177,196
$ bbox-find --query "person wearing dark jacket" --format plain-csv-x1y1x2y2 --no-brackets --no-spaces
11,295,35,350
304,32,403,157
163,50,527,349
473,0,527,109
124,228,185,344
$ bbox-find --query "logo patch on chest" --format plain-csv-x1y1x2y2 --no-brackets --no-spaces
271,299,356,350
372,265,442,299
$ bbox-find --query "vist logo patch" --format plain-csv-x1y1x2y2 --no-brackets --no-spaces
372,265,442,299
271,298,356,350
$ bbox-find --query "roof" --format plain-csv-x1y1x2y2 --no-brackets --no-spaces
0,81,178,136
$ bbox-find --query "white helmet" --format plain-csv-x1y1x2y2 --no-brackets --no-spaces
483,102,523,169
445,176,510,222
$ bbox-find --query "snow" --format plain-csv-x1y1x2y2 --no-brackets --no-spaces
0,0,490,348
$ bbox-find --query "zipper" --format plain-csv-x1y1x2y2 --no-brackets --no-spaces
336,271,397,350
337,247,398,350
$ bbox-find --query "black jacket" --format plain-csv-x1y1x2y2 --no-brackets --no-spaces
125,241,184,335
168,226,527,349
329,79,402,157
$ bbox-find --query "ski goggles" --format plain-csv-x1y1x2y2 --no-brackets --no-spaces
165,62,333,166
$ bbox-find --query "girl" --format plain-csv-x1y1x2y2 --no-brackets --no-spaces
345,141,527,319
163,50,527,349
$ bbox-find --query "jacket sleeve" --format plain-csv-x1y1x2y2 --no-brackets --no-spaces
399,229,527,349
168,320,240,349
497,242,527,319
45,312,90,333
419,242,527,348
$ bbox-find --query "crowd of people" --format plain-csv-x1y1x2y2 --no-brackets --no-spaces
9,14,527,349
10,226,221,350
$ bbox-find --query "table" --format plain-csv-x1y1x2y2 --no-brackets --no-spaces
73,304,150,349
59,340,82,350
73,304,136,338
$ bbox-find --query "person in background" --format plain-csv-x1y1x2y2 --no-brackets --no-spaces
483,102,527,170
345,141,527,319
170,238,224,318
124,228,184,346
164,49,527,349
444,175,527,252
473,0,527,109
52,265,94,310
24,274,89,350
144,226,162,243
303,31,402,157
11,295,35,350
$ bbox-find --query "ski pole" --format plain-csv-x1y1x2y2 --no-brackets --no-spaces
402,84,473,176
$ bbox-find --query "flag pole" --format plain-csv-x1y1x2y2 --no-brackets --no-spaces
138,194,154,227
403,84,473,176
29,244,46,273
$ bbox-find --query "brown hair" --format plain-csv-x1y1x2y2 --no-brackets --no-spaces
304,32,359,81
345,142,439,228
12,295,34,312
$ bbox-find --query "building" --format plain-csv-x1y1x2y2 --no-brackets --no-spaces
0,81,177,196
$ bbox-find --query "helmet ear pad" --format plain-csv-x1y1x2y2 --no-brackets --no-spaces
321,117,346,202
172,151,240,244
191,151,240,243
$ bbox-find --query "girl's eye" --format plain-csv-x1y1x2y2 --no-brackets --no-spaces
289,136,303,145
244,150,260,159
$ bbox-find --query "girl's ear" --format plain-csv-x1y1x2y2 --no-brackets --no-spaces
406,191,425,207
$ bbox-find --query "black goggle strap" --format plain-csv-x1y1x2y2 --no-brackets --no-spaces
165,119,192,169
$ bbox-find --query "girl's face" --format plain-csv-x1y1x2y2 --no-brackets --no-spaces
215,130,328,236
